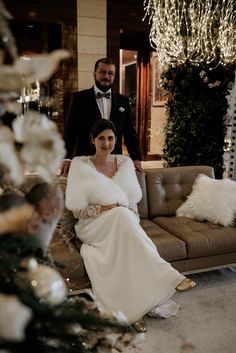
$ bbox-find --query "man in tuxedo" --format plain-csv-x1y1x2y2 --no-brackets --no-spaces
60,57,142,175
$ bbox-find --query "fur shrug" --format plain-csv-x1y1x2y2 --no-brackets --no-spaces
65,155,142,212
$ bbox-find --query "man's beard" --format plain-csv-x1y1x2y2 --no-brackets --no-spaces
95,79,112,92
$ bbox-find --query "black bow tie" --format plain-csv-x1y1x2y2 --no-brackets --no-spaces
96,92,111,99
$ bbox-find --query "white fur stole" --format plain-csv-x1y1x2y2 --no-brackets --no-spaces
65,155,142,212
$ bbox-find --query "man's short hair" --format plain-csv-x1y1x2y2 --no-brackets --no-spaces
94,58,116,72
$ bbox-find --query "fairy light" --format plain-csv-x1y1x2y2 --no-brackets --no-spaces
218,0,236,64
144,0,236,68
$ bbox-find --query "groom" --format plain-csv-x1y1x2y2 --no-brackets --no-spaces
60,57,142,175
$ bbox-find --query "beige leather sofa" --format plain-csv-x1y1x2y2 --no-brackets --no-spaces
49,165,236,290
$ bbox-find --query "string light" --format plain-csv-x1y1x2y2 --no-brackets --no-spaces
143,0,236,68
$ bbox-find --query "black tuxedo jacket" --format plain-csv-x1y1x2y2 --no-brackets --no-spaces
64,87,141,160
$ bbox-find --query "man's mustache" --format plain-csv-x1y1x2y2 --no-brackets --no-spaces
101,79,110,82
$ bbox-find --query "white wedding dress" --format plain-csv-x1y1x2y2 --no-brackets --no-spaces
66,155,185,323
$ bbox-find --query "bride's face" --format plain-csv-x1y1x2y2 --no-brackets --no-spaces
93,129,116,155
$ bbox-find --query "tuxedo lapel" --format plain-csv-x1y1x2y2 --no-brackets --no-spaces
87,87,103,119
110,91,119,120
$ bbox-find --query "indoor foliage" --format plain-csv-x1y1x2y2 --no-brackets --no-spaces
161,62,235,178
144,0,236,178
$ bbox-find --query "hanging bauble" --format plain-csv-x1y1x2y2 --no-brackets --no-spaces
26,258,67,305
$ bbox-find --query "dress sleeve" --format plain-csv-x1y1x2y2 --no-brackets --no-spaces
73,205,101,219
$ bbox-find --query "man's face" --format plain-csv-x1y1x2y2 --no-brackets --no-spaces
93,63,116,92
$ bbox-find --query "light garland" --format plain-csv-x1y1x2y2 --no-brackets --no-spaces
143,0,236,68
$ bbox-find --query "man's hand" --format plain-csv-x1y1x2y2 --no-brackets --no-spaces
133,160,143,172
59,160,71,176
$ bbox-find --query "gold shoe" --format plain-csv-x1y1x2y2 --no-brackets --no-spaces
132,317,147,333
176,278,196,292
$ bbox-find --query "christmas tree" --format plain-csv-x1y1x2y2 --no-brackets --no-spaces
0,1,139,351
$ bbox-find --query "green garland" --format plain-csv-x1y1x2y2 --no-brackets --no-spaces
161,62,235,178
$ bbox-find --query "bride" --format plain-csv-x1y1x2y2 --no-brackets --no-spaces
65,119,196,332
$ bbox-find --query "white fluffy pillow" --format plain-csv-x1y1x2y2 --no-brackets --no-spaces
176,174,236,226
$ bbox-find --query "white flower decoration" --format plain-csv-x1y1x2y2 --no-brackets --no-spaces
0,294,32,341
199,70,206,78
112,310,128,324
208,80,221,89
14,49,70,82
119,106,125,112
0,49,70,101
0,125,24,185
0,65,23,93
13,111,66,182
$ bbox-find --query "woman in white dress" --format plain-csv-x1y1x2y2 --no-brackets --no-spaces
65,119,196,332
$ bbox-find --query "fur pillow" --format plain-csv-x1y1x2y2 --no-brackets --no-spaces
176,174,236,226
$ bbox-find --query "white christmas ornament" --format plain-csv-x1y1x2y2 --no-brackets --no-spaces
27,261,67,305
0,294,32,341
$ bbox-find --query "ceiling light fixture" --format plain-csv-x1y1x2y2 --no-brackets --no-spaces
143,0,236,68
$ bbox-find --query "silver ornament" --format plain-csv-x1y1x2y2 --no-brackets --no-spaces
27,262,67,305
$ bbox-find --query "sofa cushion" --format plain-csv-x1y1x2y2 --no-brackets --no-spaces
153,216,236,258
176,174,236,226
140,219,187,261
145,165,214,218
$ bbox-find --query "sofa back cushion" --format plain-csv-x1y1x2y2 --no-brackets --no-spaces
145,165,215,218
136,171,149,219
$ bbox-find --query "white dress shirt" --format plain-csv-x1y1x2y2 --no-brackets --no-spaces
94,85,112,120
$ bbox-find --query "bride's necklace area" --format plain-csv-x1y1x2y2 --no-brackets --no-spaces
90,155,117,178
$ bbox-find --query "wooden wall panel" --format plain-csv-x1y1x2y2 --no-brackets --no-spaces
107,0,149,31
3,0,77,135
4,0,77,24
107,0,151,90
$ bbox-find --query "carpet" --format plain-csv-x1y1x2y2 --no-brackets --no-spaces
125,268,236,353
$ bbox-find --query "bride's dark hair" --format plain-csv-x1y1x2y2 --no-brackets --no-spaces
90,119,118,140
